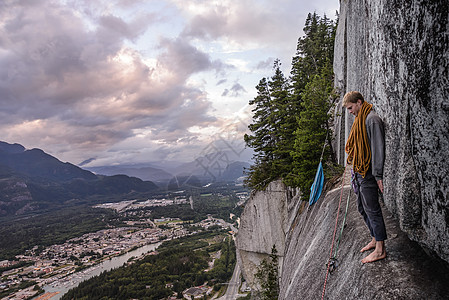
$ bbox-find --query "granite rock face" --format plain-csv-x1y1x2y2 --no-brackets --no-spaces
333,0,449,262
279,184,449,300
237,177,449,299
237,1,449,298
235,180,292,291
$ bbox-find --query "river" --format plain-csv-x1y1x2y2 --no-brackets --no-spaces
35,242,161,300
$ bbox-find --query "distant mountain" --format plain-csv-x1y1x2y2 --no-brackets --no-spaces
86,165,173,185
85,158,250,188
0,141,158,217
172,157,250,184
219,161,250,181
166,174,202,190
0,142,97,182
0,142,25,154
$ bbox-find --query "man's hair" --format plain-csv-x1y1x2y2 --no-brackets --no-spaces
343,91,365,106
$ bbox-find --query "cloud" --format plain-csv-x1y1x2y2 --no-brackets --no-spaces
176,1,304,47
216,79,227,85
97,14,150,42
0,0,339,165
157,37,219,79
173,0,339,66
0,0,221,164
222,83,247,97
255,57,275,70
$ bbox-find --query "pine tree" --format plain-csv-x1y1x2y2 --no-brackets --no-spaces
285,14,337,196
255,245,279,300
268,60,295,180
290,13,336,104
244,60,291,189
244,76,276,189
287,67,335,196
244,13,338,194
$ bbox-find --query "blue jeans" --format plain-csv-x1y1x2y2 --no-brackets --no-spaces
354,170,387,241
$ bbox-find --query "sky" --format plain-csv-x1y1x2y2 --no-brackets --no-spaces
0,0,339,168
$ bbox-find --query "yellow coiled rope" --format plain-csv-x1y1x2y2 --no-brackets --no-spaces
345,101,373,178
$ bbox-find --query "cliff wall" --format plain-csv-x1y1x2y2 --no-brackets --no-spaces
237,178,449,299
280,181,449,299
236,0,449,299
235,180,293,291
333,0,449,261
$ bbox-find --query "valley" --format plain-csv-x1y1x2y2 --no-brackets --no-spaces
0,184,248,299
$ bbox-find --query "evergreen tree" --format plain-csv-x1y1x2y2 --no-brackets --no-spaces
255,245,279,300
285,13,337,196
286,68,335,196
244,12,338,195
244,77,275,189
290,12,336,99
270,61,300,180
244,60,291,189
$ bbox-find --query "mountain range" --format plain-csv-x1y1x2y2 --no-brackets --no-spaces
86,160,250,187
0,141,250,217
0,141,158,217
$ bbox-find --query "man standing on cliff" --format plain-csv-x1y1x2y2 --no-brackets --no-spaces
344,91,387,263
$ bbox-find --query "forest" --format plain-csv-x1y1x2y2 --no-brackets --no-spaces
244,13,341,197
62,230,236,300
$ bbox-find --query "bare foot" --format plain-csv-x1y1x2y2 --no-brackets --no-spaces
361,249,387,263
360,238,376,253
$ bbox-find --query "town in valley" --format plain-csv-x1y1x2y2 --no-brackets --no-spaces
0,185,249,300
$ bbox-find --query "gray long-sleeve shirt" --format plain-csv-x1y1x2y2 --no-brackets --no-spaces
366,111,385,181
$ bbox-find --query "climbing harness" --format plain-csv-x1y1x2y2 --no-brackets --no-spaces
321,164,350,300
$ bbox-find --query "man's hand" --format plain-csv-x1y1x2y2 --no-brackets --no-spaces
377,179,384,193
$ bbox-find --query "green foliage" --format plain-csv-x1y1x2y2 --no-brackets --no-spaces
285,71,336,197
291,13,336,96
150,184,245,223
207,237,236,284
191,191,240,221
255,245,279,300
284,13,337,197
245,12,338,195
150,204,201,222
244,60,296,188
